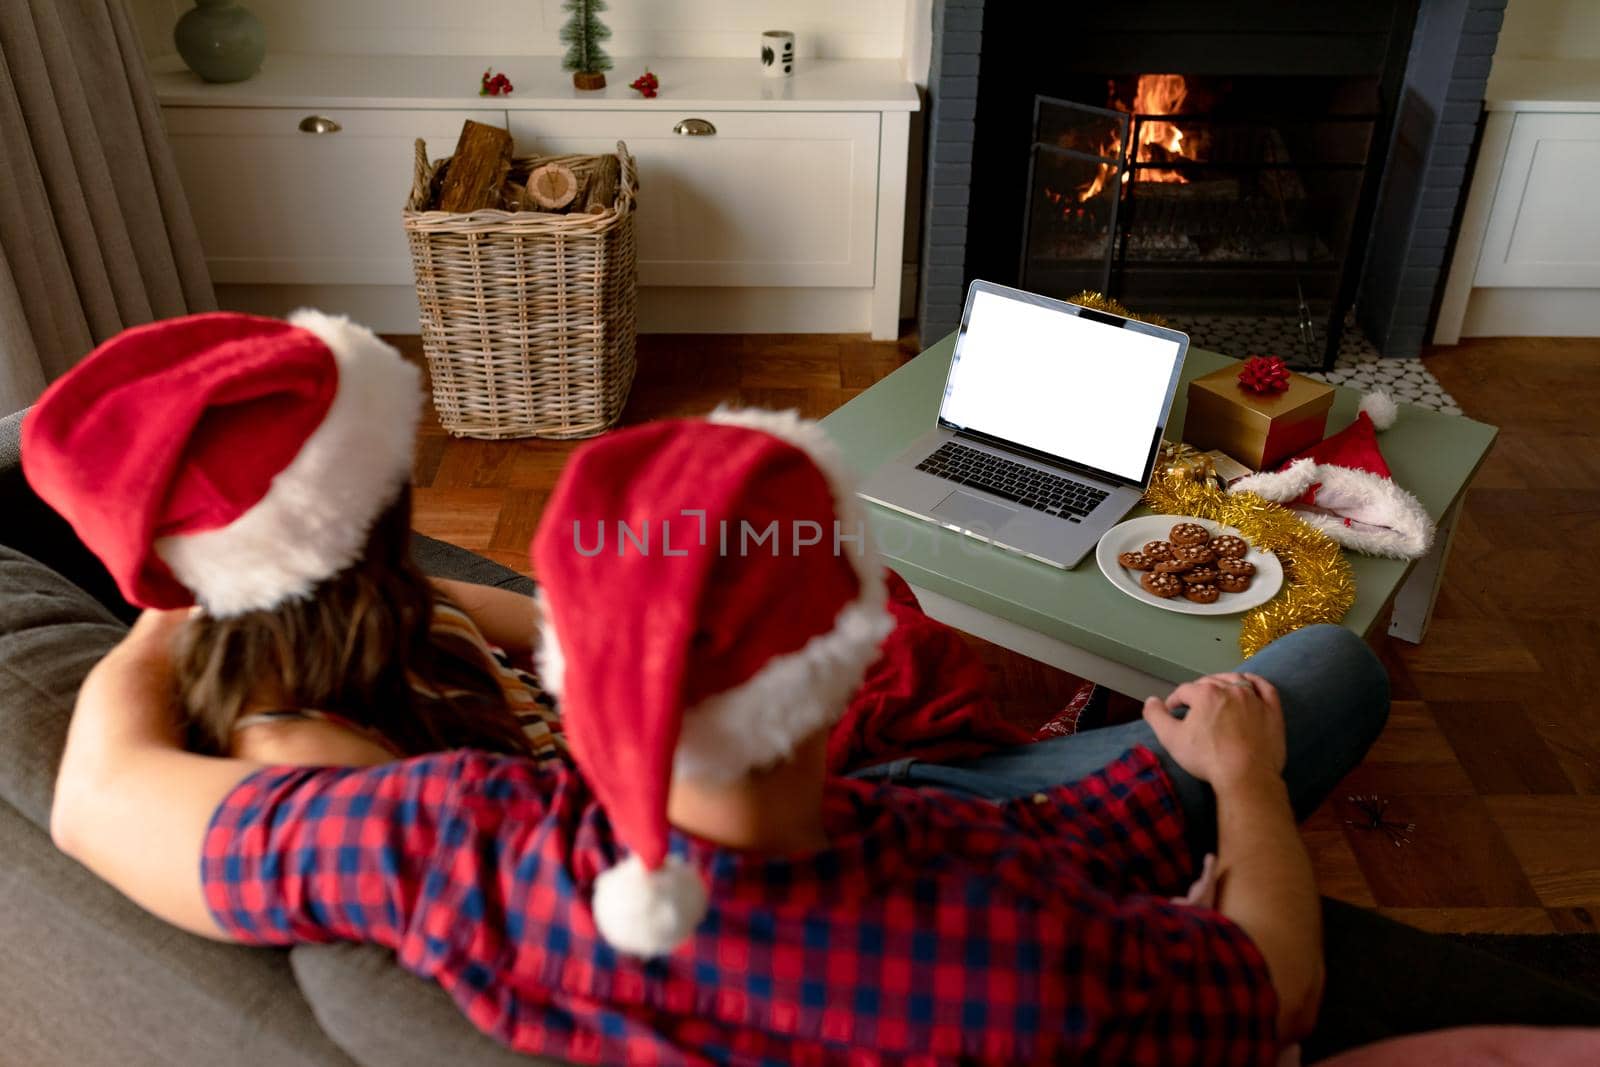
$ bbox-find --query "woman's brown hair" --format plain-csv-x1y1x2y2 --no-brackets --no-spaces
175,485,534,757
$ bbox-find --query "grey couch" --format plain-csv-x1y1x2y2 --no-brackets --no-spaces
0,408,550,1065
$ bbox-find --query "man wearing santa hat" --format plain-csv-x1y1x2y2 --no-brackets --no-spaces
43,322,1393,1063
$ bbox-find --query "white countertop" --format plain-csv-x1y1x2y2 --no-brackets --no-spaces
152,53,920,112
1486,57,1600,112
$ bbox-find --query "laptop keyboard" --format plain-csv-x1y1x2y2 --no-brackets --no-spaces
915,442,1110,520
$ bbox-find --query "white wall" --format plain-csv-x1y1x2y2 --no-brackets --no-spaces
129,0,913,61
1496,0,1600,61
901,0,933,86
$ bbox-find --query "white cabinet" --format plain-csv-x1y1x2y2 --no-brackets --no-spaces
153,55,917,336
1435,59,1600,341
166,107,505,286
1473,112,1600,288
509,111,880,289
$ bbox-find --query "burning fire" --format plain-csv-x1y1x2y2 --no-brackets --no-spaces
1076,73,1202,202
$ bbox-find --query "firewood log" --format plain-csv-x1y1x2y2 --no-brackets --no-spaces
436,120,513,212
583,155,620,214
516,180,579,214
526,163,579,210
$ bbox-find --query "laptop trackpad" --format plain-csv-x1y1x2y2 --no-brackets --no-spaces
931,490,1018,534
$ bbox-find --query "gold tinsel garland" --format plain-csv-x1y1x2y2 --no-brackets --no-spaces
1066,290,1174,329
1142,472,1357,656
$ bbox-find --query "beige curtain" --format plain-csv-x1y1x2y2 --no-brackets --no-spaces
0,0,214,413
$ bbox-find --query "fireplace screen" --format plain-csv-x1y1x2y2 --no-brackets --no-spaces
1021,76,1380,368
1020,98,1128,296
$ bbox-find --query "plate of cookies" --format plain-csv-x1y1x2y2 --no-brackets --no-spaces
1095,515,1283,615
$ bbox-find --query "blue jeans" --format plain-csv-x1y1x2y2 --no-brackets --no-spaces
847,625,1391,861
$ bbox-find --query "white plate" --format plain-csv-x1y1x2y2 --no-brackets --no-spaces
1095,515,1283,616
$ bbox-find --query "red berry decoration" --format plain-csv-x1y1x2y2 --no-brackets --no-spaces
479,68,514,96
1236,355,1291,396
629,69,660,98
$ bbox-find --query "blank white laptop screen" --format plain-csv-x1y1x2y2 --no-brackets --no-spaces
939,289,1183,484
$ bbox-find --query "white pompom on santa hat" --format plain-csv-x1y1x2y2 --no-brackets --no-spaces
22,309,421,615
530,407,894,958
1229,389,1435,559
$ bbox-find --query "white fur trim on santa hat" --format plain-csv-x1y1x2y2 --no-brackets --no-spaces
536,590,892,785
154,309,421,617
672,595,894,785
1229,457,1321,503
1231,458,1434,559
1359,389,1398,431
1287,462,1434,559
592,852,709,958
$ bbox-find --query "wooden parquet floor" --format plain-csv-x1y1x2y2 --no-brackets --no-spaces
406,331,1600,936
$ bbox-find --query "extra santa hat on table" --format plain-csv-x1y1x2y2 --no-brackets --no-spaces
532,408,895,958
22,310,421,616
1229,390,1436,560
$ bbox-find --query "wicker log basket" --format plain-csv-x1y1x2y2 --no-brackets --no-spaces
404,139,638,439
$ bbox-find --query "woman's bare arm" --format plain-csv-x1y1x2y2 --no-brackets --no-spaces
51,610,263,940
428,577,540,655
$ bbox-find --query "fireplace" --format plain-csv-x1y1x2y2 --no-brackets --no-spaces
916,0,1506,366
1017,69,1392,367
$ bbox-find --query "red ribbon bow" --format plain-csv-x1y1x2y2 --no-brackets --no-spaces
1237,355,1291,396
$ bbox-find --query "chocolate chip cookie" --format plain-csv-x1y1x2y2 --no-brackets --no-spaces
1141,540,1175,563
1140,571,1183,598
1211,534,1249,559
1170,542,1216,568
1216,571,1254,593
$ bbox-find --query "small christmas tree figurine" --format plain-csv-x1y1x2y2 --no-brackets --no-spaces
561,0,613,90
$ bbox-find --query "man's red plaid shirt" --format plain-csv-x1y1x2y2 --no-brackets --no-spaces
201,745,1278,1065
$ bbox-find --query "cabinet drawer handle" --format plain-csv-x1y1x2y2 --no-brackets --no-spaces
298,115,342,134
673,118,716,137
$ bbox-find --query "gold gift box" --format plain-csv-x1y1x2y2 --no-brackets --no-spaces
1183,365,1335,471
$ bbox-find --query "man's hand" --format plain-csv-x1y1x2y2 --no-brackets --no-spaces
1146,670,1324,1040
1142,672,1286,791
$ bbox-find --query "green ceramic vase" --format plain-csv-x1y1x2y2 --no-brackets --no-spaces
174,0,265,84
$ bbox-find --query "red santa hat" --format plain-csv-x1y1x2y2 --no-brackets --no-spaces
530,407,894,958
1229,390,1435,559
22,310,421,616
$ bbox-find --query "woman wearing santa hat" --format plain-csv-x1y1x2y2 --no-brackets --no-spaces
23,309,563,769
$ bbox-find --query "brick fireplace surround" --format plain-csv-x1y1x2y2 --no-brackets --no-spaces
916,0,1507,359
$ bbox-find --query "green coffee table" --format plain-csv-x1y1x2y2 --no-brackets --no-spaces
820,334,1498,697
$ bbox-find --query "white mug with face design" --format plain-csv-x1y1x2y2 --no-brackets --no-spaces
761,30,795,78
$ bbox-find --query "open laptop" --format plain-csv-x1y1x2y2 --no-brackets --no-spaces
858,280,1188,569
